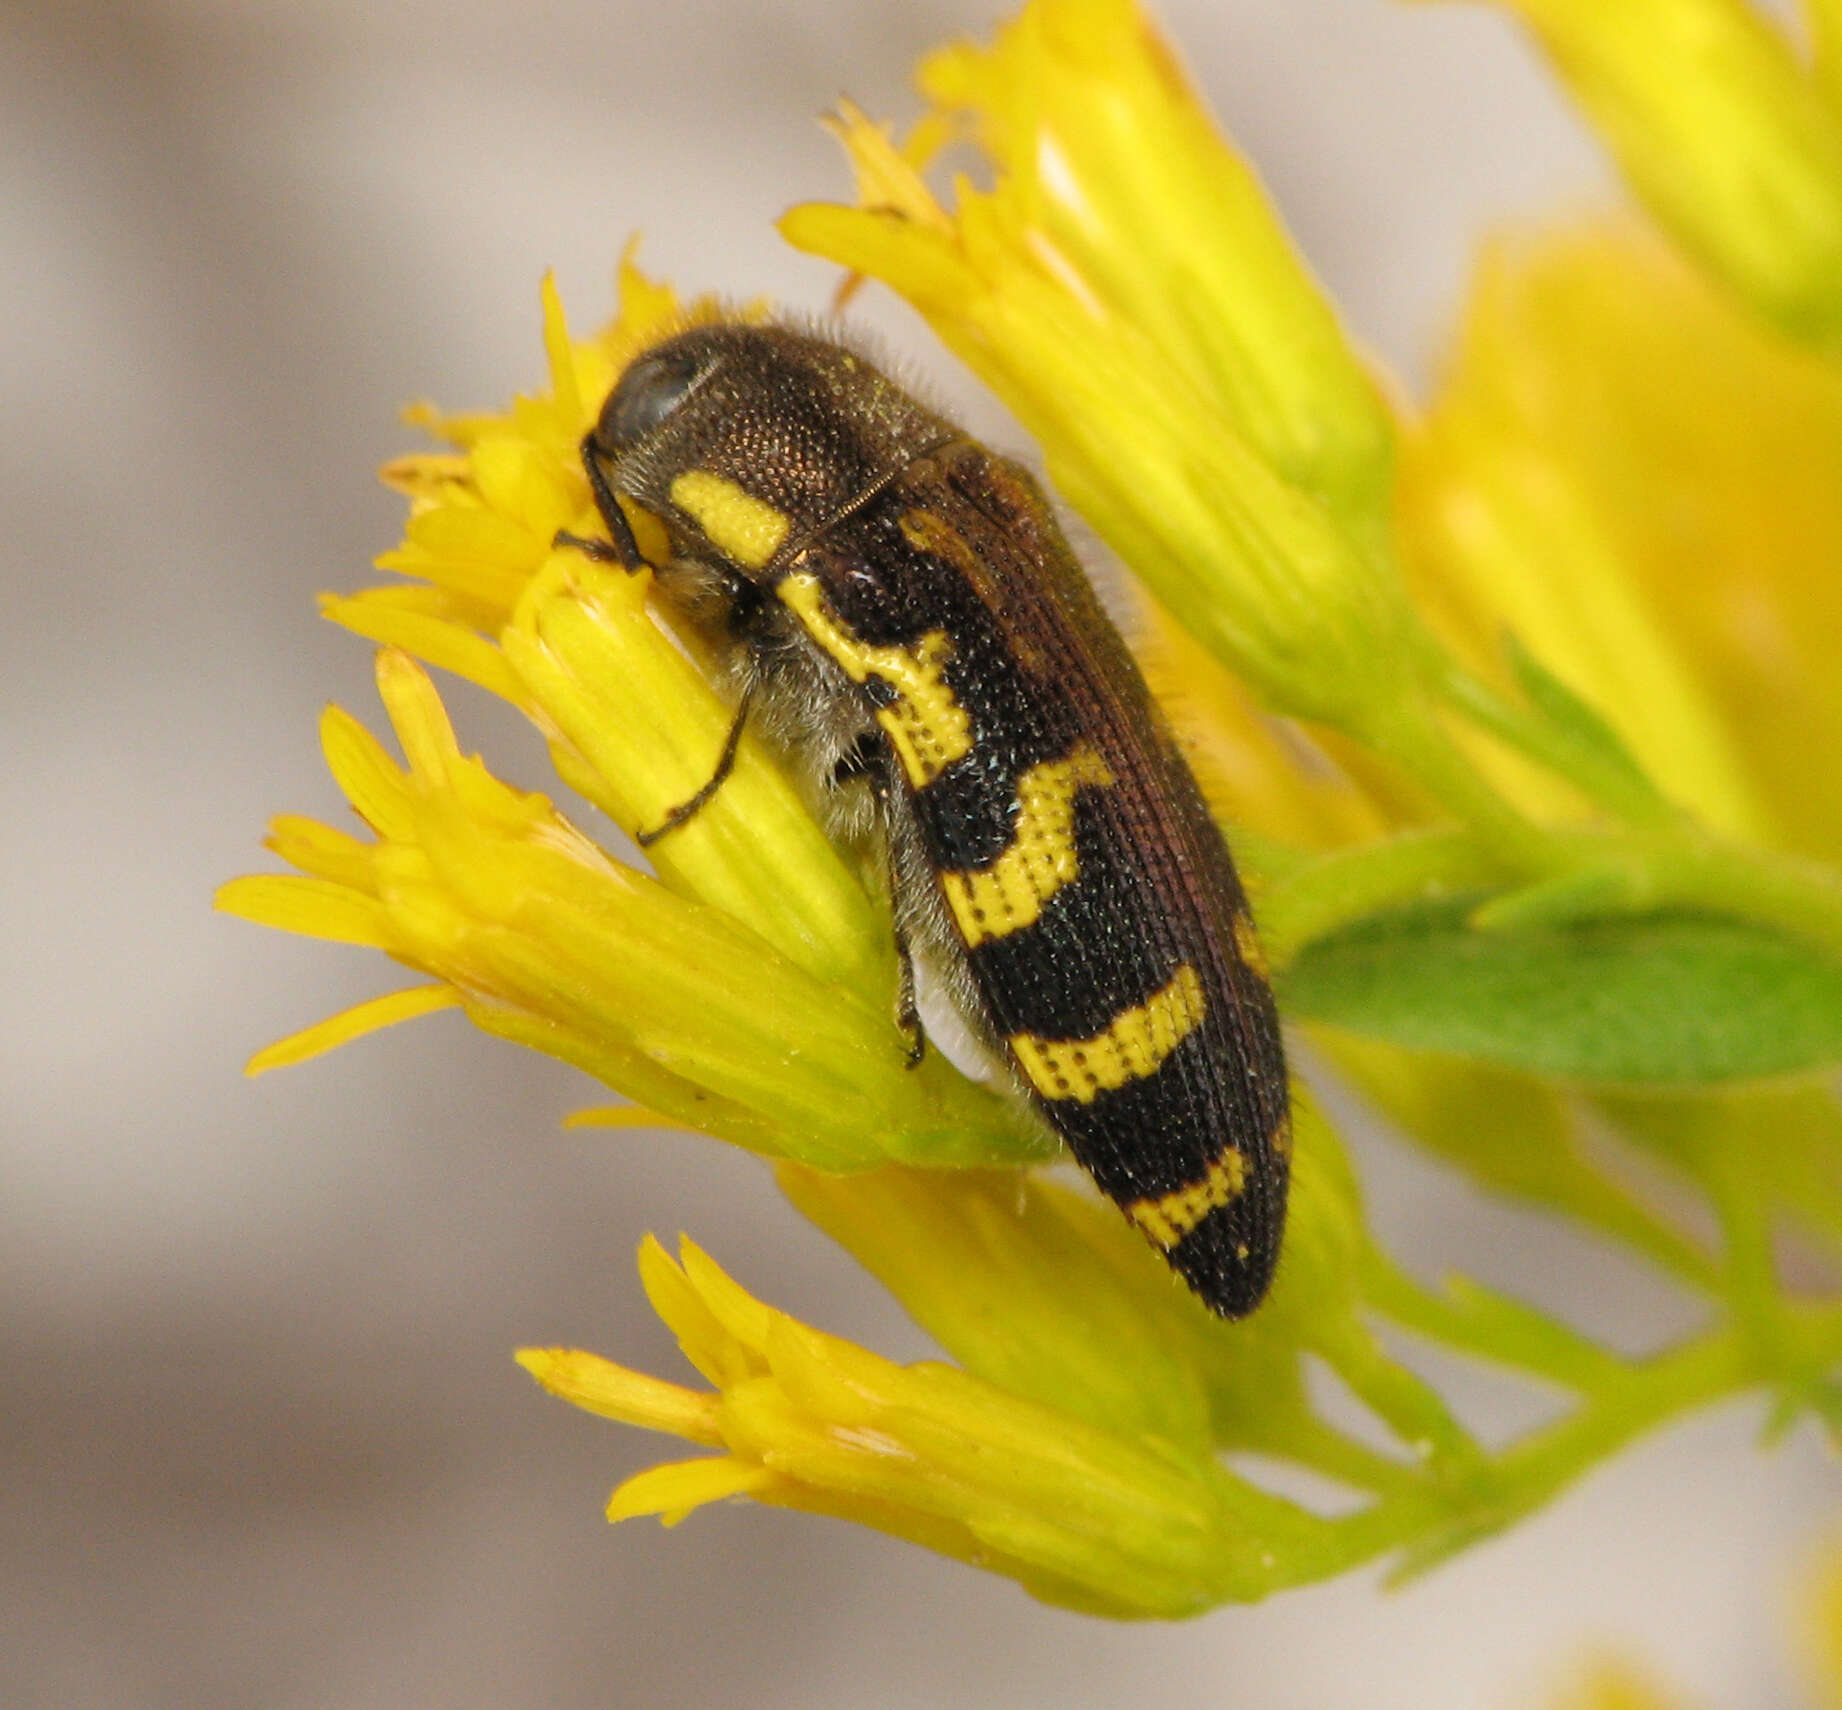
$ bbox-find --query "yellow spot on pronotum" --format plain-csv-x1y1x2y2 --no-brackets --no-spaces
940,744,1115,945
1010,964,1207,1104
1125,1149,1248,1250
669,470,789,570
777,571,974,786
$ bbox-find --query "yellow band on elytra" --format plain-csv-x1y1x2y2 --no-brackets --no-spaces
939,744,1115,946
777,571,975,787
1009,963,1206,1105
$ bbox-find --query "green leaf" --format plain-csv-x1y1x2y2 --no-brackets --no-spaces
1278,898,1842,1084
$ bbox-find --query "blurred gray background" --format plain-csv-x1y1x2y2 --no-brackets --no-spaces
5,1,1838,1705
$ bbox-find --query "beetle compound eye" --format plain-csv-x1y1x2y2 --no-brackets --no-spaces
596,345,706,452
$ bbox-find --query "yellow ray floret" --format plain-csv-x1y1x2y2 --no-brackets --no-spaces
246,985,462,1076
515,1231,1269,1616
776,571,974,785
1010,964,1207,1103
1124,1147,1248,1250
939,743,1116,945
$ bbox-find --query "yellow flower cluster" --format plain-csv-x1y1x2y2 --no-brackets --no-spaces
218,269,1034,1171
224,0,1842,1616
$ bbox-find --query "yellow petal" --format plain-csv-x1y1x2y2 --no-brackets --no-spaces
320,594,525,705
825,100,954,232
539,270,587,434
373,648,460,788
607,246,685,347
378,448,470,499
677,1235,778,1359
263,814,375,888
515,1346,722,1444
468,434,578,543
245,984,460,1075
214,874,393,948
562,1105,702,1134
637,1234,766,1391
605,1456,780,1526
319,702,414,841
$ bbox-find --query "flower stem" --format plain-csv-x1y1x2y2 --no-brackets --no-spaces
1364,695,1547,864
1278,1322,1756,1589
1284,1292,1842,1593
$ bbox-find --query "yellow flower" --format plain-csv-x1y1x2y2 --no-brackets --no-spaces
776,0,1784,868
779,0,1842,934
518,1234,1273,1620
519,1096,1479,1616
225,0,1842,1623
1531,1531,1842,1710
1417,0,1842,350
779,0,1424,743
220,259,1038,1169
1541,1660,1691,1710
912,0,1395,537
217,646,1030,1169
1801,1530,1842,1710
1402,222,1842,863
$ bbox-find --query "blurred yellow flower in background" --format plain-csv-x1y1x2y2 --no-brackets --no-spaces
1403,221,1842,858
1527,1528,1842,1710
224,0,1842,1617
